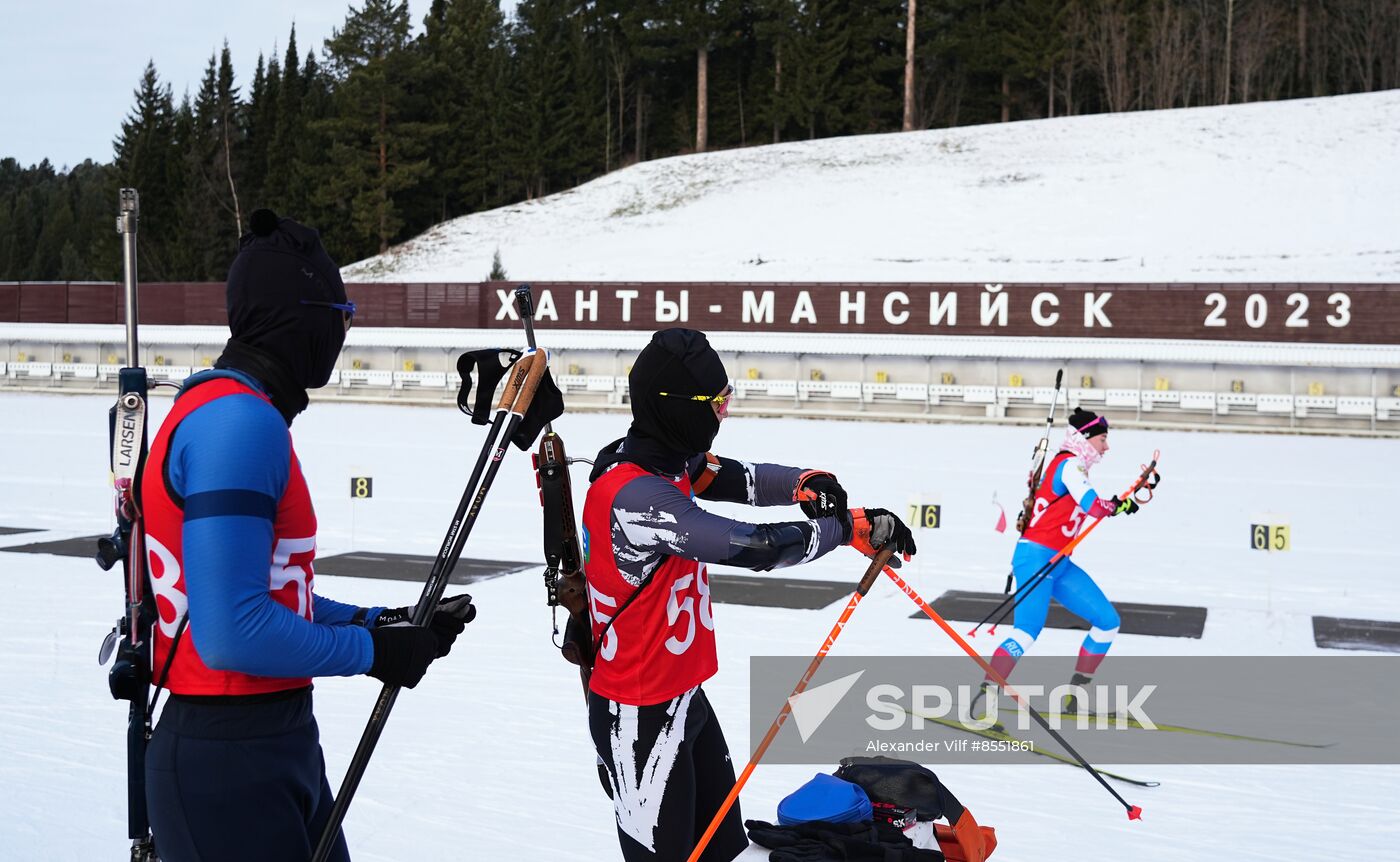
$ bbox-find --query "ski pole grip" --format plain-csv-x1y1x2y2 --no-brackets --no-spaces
857,547,893,596
506,349,549,417
495,352,533,412
1054,369,1063,388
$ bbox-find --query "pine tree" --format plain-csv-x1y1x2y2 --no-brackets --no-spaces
179,54,228,278
505,0,583,199
265,26,305,215
319,0,436,257
422,0,510,216
245,53,281,209
297,50,335,231
114,61,181,279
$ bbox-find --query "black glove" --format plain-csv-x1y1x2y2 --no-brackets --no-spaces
377,594,476,657
747,819,940,862
847,507,918,565
1110,495,1140,516
367,625,439,689
795,470,849,522
747,820,876,851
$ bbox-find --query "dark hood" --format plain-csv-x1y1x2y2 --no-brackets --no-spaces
223,208,347,395
625,328,728,462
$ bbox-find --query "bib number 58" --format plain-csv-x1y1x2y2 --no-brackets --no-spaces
665,568,714,655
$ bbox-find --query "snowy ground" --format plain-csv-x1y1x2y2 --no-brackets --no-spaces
3,391,1399,860
343,92,1400,285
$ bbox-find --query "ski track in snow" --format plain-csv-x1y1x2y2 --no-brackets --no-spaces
343,92,1400,285
2,392,1398,859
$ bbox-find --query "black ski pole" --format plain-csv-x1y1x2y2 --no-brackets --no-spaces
970,555,1068,637
311,350,550,862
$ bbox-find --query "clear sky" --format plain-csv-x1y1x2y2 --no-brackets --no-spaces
0,1,436,170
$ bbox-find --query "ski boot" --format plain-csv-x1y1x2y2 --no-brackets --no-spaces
1061,672,1125,722
1061,672,1094,716
966,681,1003,730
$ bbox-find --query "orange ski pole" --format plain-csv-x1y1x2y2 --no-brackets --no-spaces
686,547,893,862
884,565,1143,820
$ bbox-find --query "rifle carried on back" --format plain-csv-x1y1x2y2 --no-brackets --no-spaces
535,430,594,676
1003,369,1066,595
1014,369,1066,536
515,285,594,683
94,189,158,862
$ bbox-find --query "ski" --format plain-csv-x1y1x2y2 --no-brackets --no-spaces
985,706,1333,749
909,711,1162,788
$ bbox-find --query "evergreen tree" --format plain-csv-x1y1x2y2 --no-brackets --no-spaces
113,61,181,279
245,52,281,208
265,26,305,214
505,0,583,199
319,0,436,258
422,0,510,217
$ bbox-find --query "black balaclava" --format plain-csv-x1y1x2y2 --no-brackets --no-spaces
592,329,727,478
214,208,347,424
1069,406,1109,439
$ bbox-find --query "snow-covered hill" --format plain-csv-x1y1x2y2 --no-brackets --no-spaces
345,91,1400,284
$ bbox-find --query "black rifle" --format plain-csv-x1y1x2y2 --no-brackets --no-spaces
95,188,158,862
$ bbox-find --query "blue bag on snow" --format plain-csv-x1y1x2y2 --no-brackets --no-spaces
776,773,873,826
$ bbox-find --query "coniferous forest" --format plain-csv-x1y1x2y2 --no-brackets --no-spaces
3,0,1398,282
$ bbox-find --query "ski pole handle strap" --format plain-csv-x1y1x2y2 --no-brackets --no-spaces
857,547,893,596
1127,450,1162,504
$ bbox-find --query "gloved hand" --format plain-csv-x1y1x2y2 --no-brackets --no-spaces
367,625,439,689
377,594,476,657
1110,495,1140,516
846,508,917,565
795,470,849,523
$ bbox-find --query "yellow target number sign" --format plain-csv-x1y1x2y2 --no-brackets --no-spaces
908,504,942,530
1250,524,1290,552
351,477,374,499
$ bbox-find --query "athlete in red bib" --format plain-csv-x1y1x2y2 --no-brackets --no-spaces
978,407,1142,716
583,329,916,862
141,210,475,862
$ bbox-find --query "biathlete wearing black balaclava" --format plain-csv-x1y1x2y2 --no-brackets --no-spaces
601,327,729,477
215,208,349,424
581,328,914,862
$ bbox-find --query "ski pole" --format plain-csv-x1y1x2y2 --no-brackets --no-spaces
882,562,1143,821
686,547,894,862
513,283,553,436
312,350,549,862
969,451,1162,637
